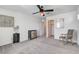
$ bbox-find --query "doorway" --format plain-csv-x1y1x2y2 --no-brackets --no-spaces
47,20,54,37
42,20,54,38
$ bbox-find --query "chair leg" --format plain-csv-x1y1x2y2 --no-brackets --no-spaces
61,38,65,44
64,39,68,45
71,39,73,45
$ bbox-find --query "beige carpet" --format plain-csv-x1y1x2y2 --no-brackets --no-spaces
0,37,79,54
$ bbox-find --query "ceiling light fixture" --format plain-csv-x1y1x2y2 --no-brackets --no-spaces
40,12,45,16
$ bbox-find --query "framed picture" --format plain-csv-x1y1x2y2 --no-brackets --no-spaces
0,15,14,27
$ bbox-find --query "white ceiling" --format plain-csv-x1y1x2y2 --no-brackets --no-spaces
0,5,78,18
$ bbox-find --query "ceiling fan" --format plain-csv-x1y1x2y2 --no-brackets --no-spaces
33,5,54,16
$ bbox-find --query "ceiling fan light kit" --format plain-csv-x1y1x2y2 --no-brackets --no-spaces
40,12,45,16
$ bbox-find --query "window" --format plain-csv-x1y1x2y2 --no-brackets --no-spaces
56,18,64,28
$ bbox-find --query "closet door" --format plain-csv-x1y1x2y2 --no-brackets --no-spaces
42,21,46,36
46,20,54,38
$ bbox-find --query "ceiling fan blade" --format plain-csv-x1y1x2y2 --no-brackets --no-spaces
44,9,54,12
33,12,39,14
37,5,41,10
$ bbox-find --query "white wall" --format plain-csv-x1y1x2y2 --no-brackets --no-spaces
77,8,79,45
0,8,42,46
47,11,79,44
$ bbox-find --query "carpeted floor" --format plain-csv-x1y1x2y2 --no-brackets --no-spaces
0,37,79,54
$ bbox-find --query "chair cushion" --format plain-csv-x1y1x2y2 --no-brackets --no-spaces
59,36,66,39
